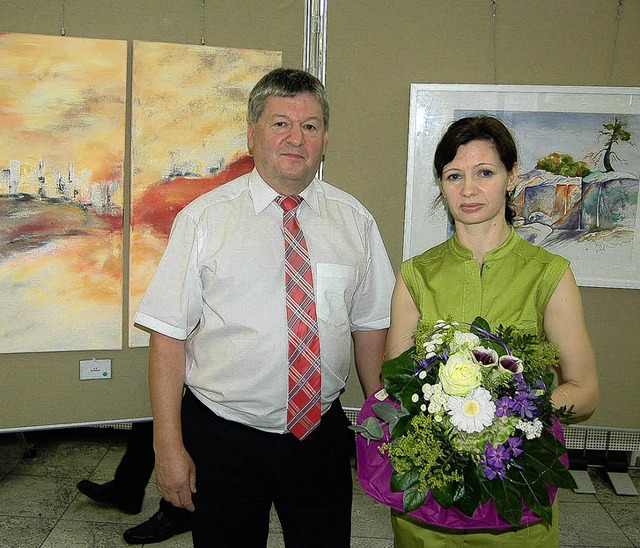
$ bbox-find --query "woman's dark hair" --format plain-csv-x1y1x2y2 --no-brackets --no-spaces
433,116,518,223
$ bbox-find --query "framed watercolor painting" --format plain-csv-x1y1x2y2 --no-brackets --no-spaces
404,84,640,289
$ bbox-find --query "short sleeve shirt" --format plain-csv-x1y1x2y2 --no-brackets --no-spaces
135,169,395,433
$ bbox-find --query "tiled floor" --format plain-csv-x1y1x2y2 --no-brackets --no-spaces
0,427,638,547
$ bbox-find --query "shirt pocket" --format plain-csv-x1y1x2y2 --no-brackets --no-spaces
315,263,358,326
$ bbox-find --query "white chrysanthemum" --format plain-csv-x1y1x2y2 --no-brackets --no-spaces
431,385,447,407
411,393,420,403
447,387,496,433
418,370,427,380
420,404,427,412
424,342,436,353
427,401,441,414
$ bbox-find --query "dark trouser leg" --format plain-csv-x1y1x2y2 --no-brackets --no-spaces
113,421,155,504
273,400,353,548
182,390,272,548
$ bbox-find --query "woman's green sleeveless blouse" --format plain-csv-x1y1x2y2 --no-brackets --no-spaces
401,228,569,338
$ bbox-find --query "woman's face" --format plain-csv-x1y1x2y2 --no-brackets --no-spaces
440,139,517,228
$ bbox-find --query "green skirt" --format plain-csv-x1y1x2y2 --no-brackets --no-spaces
391,502,559,547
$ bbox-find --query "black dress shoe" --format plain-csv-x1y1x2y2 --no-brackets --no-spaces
76,480,143,515
123,509,192,545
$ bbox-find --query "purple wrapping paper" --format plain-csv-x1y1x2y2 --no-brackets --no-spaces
356,391,568,530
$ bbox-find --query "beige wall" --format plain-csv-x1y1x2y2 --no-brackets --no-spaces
1,0,638,430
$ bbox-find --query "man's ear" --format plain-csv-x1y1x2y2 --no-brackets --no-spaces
247,123,255,154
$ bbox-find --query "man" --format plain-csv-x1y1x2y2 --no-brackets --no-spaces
134,68,394,547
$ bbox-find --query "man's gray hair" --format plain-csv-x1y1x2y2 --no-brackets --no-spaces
248,68,329,130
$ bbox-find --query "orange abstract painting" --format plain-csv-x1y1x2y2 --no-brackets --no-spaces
129,41,281,346
0,33,126,353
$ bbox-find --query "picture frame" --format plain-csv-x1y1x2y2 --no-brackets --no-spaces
404,84,640,289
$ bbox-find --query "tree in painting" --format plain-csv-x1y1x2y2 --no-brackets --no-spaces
592,117,634,172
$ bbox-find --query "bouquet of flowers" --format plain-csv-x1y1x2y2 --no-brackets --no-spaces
353,317,576,528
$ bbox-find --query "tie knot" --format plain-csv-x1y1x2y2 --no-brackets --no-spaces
276,195,303,212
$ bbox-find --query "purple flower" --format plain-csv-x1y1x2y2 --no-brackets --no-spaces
515,397,537,419
511,376,542,419
481,443,509,480
483,465,507,480
506,436,524,459
495,396,516,418
485,443,508,469
416,354,442,373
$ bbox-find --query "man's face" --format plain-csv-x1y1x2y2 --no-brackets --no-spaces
247,92,328,195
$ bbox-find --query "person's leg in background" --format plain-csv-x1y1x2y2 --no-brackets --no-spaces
76,420,193,544
77,421,155,514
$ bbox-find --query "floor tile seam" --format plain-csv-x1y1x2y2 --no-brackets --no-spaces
599,498,640,530
38,507,69,548
573,498,636,548
598,499,640,506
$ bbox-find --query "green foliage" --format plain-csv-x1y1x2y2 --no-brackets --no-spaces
536,152,591,177
387,413,463,495
602,119,631,143
403,480,429,512
349,417,384,443
521,434,577,489
484,472,525,526
452,461,484,516
514,467,553,524
382,348,424,412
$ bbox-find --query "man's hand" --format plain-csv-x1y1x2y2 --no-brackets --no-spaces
155,445,197,511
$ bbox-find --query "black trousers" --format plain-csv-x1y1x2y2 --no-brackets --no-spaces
114,420,192,524
181,389,354,548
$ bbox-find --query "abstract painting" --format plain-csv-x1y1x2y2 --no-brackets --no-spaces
129,41,281,346
0,33,127,353
404,84,640,289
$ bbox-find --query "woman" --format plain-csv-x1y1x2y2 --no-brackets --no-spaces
385,116,598,546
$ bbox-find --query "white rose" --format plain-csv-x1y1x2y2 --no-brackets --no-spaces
439,352,482,396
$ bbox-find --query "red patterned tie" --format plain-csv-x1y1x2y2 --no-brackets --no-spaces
276,195,321,440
